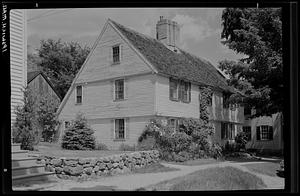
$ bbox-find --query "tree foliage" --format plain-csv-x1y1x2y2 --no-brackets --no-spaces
37,39,90,98
12,88,37,150
219,8,283,116
61,113,96,150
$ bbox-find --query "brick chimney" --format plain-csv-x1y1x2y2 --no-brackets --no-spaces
156,16,180,50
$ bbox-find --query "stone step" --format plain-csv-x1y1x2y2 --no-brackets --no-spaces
12,143,21,152
12,165,46,177
12,157,39,168
12,150,29,159
12,172,56,186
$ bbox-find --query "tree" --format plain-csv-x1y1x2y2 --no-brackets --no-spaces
12,87,37,150
219,8,283,116
37,39,90,98
61,113,96,150
36,94,60,142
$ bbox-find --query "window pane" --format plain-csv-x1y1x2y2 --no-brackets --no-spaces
76,86,82,96
170,79,178,100
113,46,120,63
115,79,124,100
115,119,125,139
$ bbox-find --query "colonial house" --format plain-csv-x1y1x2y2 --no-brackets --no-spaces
27,70,62,103
57,17,244,149
243,108,283,153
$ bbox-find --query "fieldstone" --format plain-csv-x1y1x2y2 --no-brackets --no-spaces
118,161,124,169
84,167,93,175
102,157,110,163
63,165,83,176
94,166,100,172
90,172,96,179
110,168,122,175
106,162,113,169
90,158,97,166
78,158,86,165
50,159,62,166
83,163,92,168
81,173,88,180
98,162,106,170
55,167,63,174
112,162,119,168
64,160,78,167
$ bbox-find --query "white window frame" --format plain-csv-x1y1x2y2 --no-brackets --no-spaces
112,44,121,64
114,118,126,140
75,85,83,104
169,78,179,101
114,78,125,101
260,125,271,140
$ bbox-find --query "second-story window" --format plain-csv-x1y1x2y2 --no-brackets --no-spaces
112,45,120,63
115,79,124,100
76,85,82,104
181,81,191,103
169,78,178,101
169,78,191,103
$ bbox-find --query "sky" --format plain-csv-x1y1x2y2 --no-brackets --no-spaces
26,8,244,67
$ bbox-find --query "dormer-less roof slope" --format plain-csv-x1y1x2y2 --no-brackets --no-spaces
110,20,234,92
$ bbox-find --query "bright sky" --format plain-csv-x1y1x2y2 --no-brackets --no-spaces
26,8,244,67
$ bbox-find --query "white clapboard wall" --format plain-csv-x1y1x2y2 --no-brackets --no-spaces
10,9,27,128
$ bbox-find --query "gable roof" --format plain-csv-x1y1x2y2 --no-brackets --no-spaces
27,70,62,100
110,20,234,92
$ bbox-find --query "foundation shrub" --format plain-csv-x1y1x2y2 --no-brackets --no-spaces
234,131,248,152
61,113,96,150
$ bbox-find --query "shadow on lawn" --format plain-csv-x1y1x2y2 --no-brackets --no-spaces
69,185,120,191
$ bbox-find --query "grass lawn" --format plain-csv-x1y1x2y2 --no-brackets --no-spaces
145,166,267,191
132,163,179,174
30,142,134,158
243,162,282,177
164,158,222,166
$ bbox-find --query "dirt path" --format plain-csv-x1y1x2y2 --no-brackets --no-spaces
12,161,284,191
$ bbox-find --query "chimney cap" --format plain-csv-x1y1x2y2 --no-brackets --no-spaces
160,16,164,20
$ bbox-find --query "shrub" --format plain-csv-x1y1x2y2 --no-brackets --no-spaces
224,141,237,153
234,131,248,152
119,144,136,151
210,143,223,159
61,113,96,150
12,88,37,150
95,142,109,150
137,137,156,151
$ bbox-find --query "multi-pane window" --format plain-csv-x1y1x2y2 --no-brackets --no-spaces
221,122,235,140
256,125,273,141
169,78,178,100
181,81,191,102
115,119,125,139
167,119,178,132
169,78,191,103
76,85,82,104
112,45,120,63
243,126,251,141
115,79,124,100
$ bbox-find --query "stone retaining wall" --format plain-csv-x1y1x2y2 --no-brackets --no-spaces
36,150,160,181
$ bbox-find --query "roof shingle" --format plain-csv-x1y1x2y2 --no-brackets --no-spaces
110,20,233,92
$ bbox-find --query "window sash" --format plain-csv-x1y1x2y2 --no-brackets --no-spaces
115,79,124,100
243,126,251,141
115,119,125,139
170,79,178,100
261,125,270,140
76,86,82,104
113,46,120,63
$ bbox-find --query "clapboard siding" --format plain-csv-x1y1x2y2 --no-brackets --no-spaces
244,113,283,150
75,23,152,84
59,73,155,120
27,74,61,103
155,75,199,118
154,75,244,124
208,91,244,124
10,9,27,127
